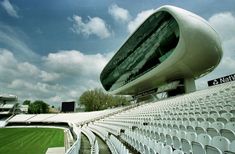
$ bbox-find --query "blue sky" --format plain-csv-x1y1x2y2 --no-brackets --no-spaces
0,0,235,106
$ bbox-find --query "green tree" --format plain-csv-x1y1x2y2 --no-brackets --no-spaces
79,88,130,111
14,102,20,108
28,100,49,114
23,100,31,105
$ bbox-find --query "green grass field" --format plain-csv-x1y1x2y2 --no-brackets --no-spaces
0,127,64,154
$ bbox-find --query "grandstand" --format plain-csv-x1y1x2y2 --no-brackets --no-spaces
9,107,126,124
90,81,235,154
0,94,17,127
1,5,234,154
4,80,235,154
0,94,17,114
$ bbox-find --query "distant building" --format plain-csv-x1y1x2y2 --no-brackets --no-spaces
0,94,18,115
19,105,28,114
49,106,60,113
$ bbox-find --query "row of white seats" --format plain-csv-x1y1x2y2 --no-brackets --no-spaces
9,107,125,124
93,122,120,136
110,135,129,154
100,118,235,141
81,126,99,154
122,130,184,154
95,119,235,154
91,82,235,154
123,129,235,154
125,82,234,115
88,124,128,154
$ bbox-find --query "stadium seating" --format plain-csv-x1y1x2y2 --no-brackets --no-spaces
9,114,36,122
6,81,235,154
0,104,15,114
88,123,129,154
0,117,7,127
87,81,235,154
9,107,125,124
81,126,99,154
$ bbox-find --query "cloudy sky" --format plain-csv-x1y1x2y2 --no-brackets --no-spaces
0,0,235,106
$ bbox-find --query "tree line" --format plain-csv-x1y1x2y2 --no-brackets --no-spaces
79,88,130,111
23,100,49,114
21,88,130,113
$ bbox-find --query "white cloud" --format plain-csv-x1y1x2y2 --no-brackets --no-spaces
108,4,130,23
43,50,113,104
208,12,235,68
0,24,38,61
0,48,112,106
44,50,109,77
46,96,64,106
0,49,64,104
71,15,111,39
127,9,155,33
209,12,235,41
0,49,17,67
43,50,111,103
1,0,19,18
17,62,40,77
220,56,235,72
0,50,56,83
39,71,60,82
0,9,109,106
196,12,235,89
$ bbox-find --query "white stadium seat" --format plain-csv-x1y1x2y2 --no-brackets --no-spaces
210,136,230,152
205,145,222,154
220,128,235,142
161,145,173,154
192,141,206,154
226,122,235,132
229,140,235,152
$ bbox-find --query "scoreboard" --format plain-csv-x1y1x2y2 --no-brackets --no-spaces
61,101,75,112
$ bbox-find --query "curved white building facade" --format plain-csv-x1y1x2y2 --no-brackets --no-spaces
101,5,222,96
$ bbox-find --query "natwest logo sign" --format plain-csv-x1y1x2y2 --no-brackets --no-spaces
208,73,235,86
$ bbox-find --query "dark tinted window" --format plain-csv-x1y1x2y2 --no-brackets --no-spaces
101,11,179,91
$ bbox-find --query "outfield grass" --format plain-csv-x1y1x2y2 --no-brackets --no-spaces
0,127,64,154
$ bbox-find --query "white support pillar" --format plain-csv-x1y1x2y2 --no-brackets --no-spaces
184,78,196,93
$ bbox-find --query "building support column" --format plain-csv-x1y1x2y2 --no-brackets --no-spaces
184,78,196,93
